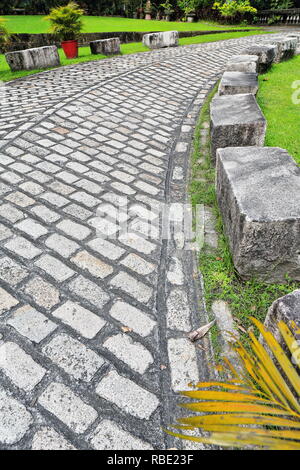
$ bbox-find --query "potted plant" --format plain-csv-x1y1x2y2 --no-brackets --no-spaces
160,1,174,21
178,0,196,22
46,2,84,59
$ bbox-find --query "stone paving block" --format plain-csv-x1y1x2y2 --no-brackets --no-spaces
90,419,153,450
31,205,61,223
90,38,121,55
52,301,106,339
167,338,199,391
15,218,48,239
0,256,28,286
216,146,300,282
71,250,113,279
0,388,32,445
167,257,184,285
6,46,60,72
0,225,12,241
32,427,76,450
57,219,91,240
35,254,74,282
167,289,191,331
120,253,155,276
226,54,259,73
96,370,159,419
5,191,35,207
88,237,125,260
210,93,266,163
109,301,156,337
7,305,57,343
0,203,24,223
218,71,258,95
110,271,153,304
45,233,79,258
0,286,19,314
38,382,97,434
24,277,60,310
118,233,156,255
68,275,110,308
43,333,104,381
5,236,42,260
0,342,46,392
103,333,153,374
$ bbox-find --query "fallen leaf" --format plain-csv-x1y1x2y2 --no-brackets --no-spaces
215,257,223,261
250,305,256,312
121,326,133,333
188,320,215,342
236,324,247,334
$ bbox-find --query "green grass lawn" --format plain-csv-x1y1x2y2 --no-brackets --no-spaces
2,15,259,34
257,55,300,165
0,30,267,82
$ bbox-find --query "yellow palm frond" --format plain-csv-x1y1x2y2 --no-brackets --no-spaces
166,318,300,450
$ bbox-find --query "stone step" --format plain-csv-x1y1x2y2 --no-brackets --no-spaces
241,44,277,72
5,46,60,72
216,146,300,283
218,71,258,96
269,37,297,63
226,54,259,73
90,38,121,55
210,93,266,163
142,31,179,49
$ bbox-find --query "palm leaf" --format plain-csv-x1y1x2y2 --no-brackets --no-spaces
166,318,300,449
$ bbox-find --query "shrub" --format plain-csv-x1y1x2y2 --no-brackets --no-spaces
213,0,257,23
0,17,10,51
46,1,84,42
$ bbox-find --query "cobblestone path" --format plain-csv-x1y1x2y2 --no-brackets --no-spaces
0,33,280,450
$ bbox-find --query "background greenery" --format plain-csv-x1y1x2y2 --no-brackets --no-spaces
1,0,300,20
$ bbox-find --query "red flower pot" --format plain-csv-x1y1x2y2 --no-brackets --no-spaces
61,40,78,59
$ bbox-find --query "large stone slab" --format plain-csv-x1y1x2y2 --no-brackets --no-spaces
142,31,178,49
241,44,277,73
218,71,258,96
270,37,297,63
216,146,300,283
90,38,120,55
264,290,300,358
5,46,60,72
226,54,259,73
210,93,266,163
287,34,300,54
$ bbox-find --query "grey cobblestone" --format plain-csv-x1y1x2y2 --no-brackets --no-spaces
0,32,282,449
0,388,32,445
42,334,104,381
0,342,46,392
7,305,57,343
38,382,97,434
